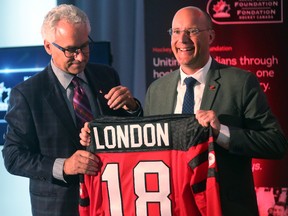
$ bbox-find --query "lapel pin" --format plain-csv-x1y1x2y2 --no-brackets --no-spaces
209,85,216,90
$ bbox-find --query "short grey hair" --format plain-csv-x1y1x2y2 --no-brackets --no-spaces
41,4,91,42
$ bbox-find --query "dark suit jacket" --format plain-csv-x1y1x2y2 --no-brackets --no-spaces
2,63,142,216
144,59,287,216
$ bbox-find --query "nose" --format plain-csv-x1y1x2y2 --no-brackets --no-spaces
73,49,85,61
178,31,191,43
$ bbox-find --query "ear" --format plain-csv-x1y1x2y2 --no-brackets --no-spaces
43,40,52,55
208,29,215,45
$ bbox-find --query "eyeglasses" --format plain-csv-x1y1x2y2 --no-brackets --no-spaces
52,36,94,58
167,28,211,37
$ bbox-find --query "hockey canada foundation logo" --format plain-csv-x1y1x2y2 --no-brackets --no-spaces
207,0,283,24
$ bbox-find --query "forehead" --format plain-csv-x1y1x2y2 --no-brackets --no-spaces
172,8,206,28
56,20,88,35
54,20,89,46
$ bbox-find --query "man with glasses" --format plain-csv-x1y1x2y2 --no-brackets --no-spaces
144,6,287,216
80,5,287,216
2,4,142,216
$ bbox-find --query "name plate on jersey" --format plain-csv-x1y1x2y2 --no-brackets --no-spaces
90,121,170,152
88,115,202,153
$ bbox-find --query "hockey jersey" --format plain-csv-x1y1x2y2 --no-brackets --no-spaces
79,114,222,216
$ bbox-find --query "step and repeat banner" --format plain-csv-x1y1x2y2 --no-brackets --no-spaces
144,0,288,215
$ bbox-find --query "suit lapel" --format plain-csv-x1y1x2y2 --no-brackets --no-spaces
161,71,180,113
84,67,105,115
44,67,80,147
200,60,221,110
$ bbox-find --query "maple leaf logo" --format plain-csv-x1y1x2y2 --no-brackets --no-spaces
213,0,231,18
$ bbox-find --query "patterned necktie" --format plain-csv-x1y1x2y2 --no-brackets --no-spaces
71,76,93,131
182,77,197,114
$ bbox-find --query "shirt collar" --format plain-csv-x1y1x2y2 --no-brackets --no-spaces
51,60,87,89
179,56,212,85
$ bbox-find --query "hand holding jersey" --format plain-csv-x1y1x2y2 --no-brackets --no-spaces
196,110,221,141
80,122,91,147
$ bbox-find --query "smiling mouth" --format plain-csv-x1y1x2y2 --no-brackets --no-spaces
178,47,193,52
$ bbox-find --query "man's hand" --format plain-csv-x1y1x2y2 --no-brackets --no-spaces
79,122,91,147
195,110,220,138
63,149,100,176
104,85,138,111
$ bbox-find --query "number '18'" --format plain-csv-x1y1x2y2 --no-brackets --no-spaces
102,161,172,216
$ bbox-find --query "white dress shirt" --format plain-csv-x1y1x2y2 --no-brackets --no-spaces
174,57,230,149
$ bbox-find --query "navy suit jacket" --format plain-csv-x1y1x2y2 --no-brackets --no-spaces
144,59,288,216
2,63,142,216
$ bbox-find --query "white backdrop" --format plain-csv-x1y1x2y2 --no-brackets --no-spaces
0,0,56,48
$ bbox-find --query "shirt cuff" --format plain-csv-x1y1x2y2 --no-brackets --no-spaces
126,98,142,116
53,158,66,181
216,124,230,149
